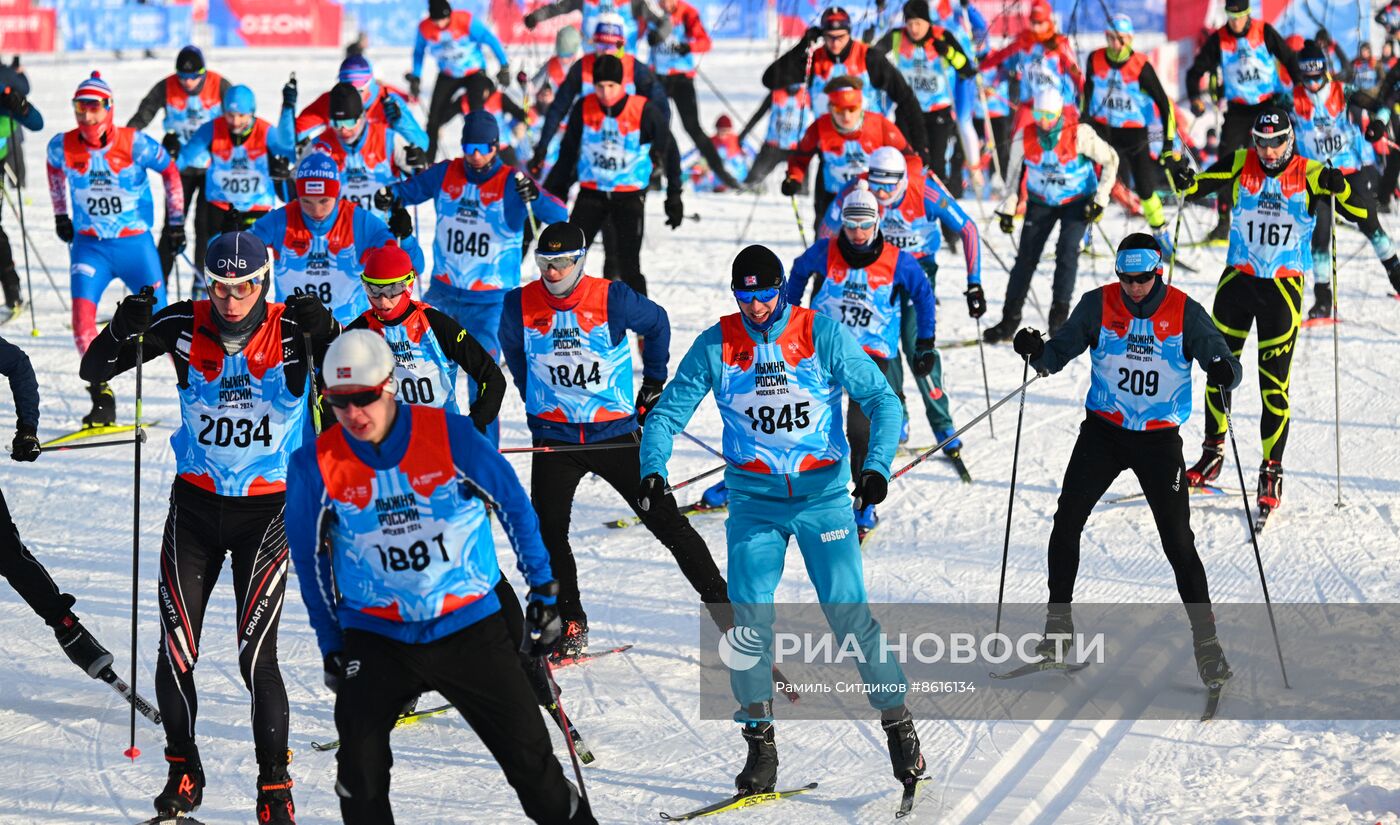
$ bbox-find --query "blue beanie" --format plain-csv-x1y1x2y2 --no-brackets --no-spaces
461,111,499,147
223,85,256,115
296,151,342,198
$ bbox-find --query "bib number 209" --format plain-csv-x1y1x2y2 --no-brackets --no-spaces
744,401,811,434
1116,367,1159,397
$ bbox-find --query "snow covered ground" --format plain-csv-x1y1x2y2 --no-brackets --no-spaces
3,43,1400,823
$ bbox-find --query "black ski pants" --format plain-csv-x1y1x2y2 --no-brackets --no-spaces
1001,197,1090,320
154,480,289,768
426,74,475,161
662,74,737,186
847,353,901,489
161,168,208,285
1047,415,1215,634
987,114,1011,183
530,433,728,624
335,616,595,824
571,188,648,295
745,143,789,187
924,107,964,196
1312,167,1392,273
0,485,76,628
1088,122,1164,200
1203,269,1302,464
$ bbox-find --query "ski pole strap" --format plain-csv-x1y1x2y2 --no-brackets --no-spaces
499,441,640,455
42,432,147,453
891,372,1041,481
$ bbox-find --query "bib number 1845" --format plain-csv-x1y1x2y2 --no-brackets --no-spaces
744,401,810,434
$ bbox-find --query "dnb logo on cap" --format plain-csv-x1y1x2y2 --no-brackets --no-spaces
744,275,758,286
337,367,352,379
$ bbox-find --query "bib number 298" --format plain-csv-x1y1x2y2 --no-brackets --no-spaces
744,401,810,434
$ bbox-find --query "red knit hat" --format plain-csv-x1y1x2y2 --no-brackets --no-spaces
361,244,415,285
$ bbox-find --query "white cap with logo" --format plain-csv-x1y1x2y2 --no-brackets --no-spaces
322,329,396,394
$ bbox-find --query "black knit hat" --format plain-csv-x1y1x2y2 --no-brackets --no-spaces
538,221,586,254
428,0,452,19
175,45,204,75
1224,0,1249,14
730,245,784,291
902,0,930,22
593,53,624,85
328,82,364,121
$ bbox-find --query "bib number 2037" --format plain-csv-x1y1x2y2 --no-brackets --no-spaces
744,401,810,434
377,533,450,573
1116,367,1159,397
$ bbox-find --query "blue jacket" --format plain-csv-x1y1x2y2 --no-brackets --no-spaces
411,16,509,78
390,157,569,236
0,335,39,431
787,237,938,342
499,277,669,443
639,303,901,500
285,403,553,657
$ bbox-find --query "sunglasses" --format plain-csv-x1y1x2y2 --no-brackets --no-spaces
209,278,263,300
331,117,361,130
734,287,780,303
843,218,878,231
1117,271,1156,285
72,99,110,113
364,279,412,298
462,142,494,156
536,250,584,271
867,179,900,193
176,70,205,81
324,380,389,409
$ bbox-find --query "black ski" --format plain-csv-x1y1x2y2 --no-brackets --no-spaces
658,782,818,820
604,501,726,529
895,776,931,819
1254,504,1276,534
1201,681,1227,722
990,659,1091,680
546,701,594,764
134,817,208,824
947,452,972,484
98,666,161,724
550,643,633,667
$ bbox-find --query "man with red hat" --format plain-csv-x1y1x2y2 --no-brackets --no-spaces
48,71,186,429
980,0,1083,131
763,5,930,164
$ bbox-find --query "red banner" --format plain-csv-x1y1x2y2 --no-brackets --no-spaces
211,0,341,47
0,7,54,52
498,0,580,45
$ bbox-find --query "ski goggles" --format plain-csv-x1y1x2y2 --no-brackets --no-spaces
733,286,780,304
462,142,495,156
842,216,879,230
72,98,110,113
363,278,413,298
330,117,361,130
324,377,392,409
208,277,264,300
1115,248,1161,282
867,179,901,193
176,70,206,81
1252,128,1292,149
535,248,586,272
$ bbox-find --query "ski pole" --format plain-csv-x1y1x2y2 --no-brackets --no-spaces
663,462,726,495
1166,195,1186,286
891,368,1039,480
1222,392,1290,688
41,431,147,454
1329,185,1343,509
789,194,809,247
303,331,321,435
125,287,152,761
991,359,1031,655
0,167,66,312
541,658,588,803
977,232,1047,327
519,173,541,238
4,161,37,336
500,441,641,455
973,314,996,439
679,429,725,461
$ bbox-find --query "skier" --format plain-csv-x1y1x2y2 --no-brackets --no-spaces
1081,14,1178,254
1353,42,1381,91
48,71,184,427
736,59,812,188
1009,232,1240,694
872,0,976,204
762,7,930,164
126,45,230,281
979,0,1083,130
543,54,684,297
0,334,123,686
297,55,428,152
787,185,936,534
688,114,751,191
0,79,38,316
377,111,568,368
1183,0,1299,243
984,86,1119,341
249,152,399,325
523,0,670,55
817,147,981,475
1166,108,1354,525
79,232,337,823
637,244,926,801
781,75,916,226
1289,40,1400,317
408,0,511,160
454,73,532,168
972,43,1015,180
178,84,296,236
533,26,583,93
646,0,744,190
285,329,596,824
309,82,427,274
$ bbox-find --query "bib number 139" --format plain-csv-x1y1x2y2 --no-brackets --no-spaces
744,401,810,434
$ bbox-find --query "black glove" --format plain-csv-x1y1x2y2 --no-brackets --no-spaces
268,155,292,181
468,402,494,434
403,145,429,172
405,72,422,98
522,581,561,657
780,176,801,197
965,284,986,318
1366,118,1388,143
1168,160,1195,192
285,292,335,339
801,25,822,45
112,286,157,339
373,186,398,212
647,28,664,46
634,378,664,424
323,651,344,694
219,208,245,233
389,207,414,239
1012,327,1045,362
1318,166,1346,194
0,85,27,117
164,222,187,254
1189,97,1206,116
637,473,667,513
527,155,546,178
523,10,539,28
996,212,1015,234
1083,201,1104,223
1206,356,1235,388
853,469,888,510
665,193,684,229
496,66,512,87
10,426,39,462
55,215,74,243
282,76,297,110
912,339,936,378
672,42,691,55
514,173,539,203
382,97,401,124
161,132,181,159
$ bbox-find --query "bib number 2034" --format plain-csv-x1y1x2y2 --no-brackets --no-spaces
377,533,450,573
744,401,811,434
1116,367,1159,397
196,414,272,448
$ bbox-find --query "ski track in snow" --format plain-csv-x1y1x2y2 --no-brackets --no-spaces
0,44,1398,823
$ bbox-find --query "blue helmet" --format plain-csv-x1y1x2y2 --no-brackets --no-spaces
223,84,256,115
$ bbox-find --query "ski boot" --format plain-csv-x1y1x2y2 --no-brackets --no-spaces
1193,635,1232,687
1,267,21,313
1034,605,1074,661
1048,301,1070,336
699,481,729,510
734,722,777,795
1205,215,1230,246
981,314,1022,344
1186,437,1225,487
154,744,204,816
881,708,926,782
1153,226,1174,260
1257,460,1283,521
1307,283,1333,320
82,382,116,429
935,428,972,483
1386,255,1400,295
255,759,296,824
552,619,589,662
54,614,113,678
